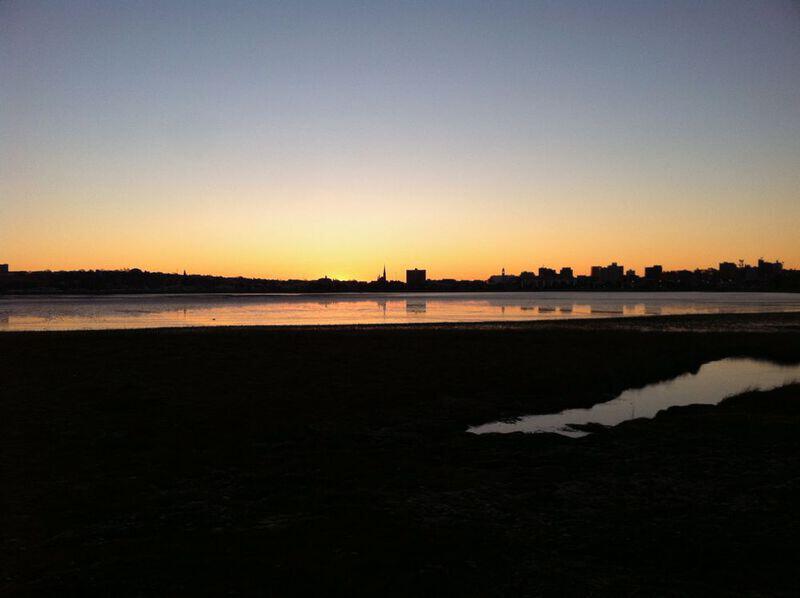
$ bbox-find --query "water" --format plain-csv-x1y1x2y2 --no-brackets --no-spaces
468,358,800,438
1,292,799,331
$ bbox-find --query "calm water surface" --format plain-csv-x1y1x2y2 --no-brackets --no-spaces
1,292,800,331
469,358,800,438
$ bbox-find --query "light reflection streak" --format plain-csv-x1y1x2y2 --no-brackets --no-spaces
1,292,800,331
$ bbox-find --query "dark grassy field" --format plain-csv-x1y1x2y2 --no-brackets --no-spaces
2,313,800,596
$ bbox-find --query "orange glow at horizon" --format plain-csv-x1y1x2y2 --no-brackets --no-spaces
5,168,800,279
5,184,799,281
4,3,800,279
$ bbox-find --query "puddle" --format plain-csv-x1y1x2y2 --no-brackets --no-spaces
468,358,800,438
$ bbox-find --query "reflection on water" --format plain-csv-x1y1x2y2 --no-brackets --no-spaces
468,358,800,438
1,292,800,331
406,299,427,314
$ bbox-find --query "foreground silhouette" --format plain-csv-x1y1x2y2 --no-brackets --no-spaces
2,313,800,595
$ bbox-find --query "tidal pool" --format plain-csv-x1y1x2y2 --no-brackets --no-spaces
468,358,800,438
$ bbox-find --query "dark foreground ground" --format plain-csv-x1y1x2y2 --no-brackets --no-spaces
2,313,800,596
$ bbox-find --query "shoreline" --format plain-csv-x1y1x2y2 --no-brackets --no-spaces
4,310,800,335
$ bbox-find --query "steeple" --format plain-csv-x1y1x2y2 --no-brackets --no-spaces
383,265,386,280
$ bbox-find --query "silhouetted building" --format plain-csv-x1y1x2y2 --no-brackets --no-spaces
488,268,519,287
592,263,624,284
644,265,662,281
376,265,387,284
519,271,536,289
538,267,557,280
535,267,556,289
696,268,716,288
311,276,335,291
559,267,574,281
605,263,624,283
719,262,738,280
743,265,759,282
758,258,783,279
0,264,8,275
406,268,426,290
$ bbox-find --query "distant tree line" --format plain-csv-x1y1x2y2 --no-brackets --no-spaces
0,263,798,294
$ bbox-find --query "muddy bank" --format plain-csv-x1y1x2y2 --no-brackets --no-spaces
2,313,800,595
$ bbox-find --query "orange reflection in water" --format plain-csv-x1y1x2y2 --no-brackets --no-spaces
2,292,800,331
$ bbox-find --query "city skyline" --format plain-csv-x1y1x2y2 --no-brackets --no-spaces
1,256,791,283
2,249,799,283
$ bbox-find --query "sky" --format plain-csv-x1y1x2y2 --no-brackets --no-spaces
2,0,799,280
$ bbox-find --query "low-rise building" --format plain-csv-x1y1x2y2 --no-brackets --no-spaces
405,268,427,290
488,268,519,287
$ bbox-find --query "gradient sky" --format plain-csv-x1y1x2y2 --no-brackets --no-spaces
2,1,799,280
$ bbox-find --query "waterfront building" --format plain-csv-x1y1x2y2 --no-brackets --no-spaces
644,265,663,281
592,263,624,284
488,268,519,286
719,262,738,280
406,268,427,290
758,259,783,279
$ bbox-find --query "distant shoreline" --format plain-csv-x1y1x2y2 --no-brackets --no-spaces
2,262,798,294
